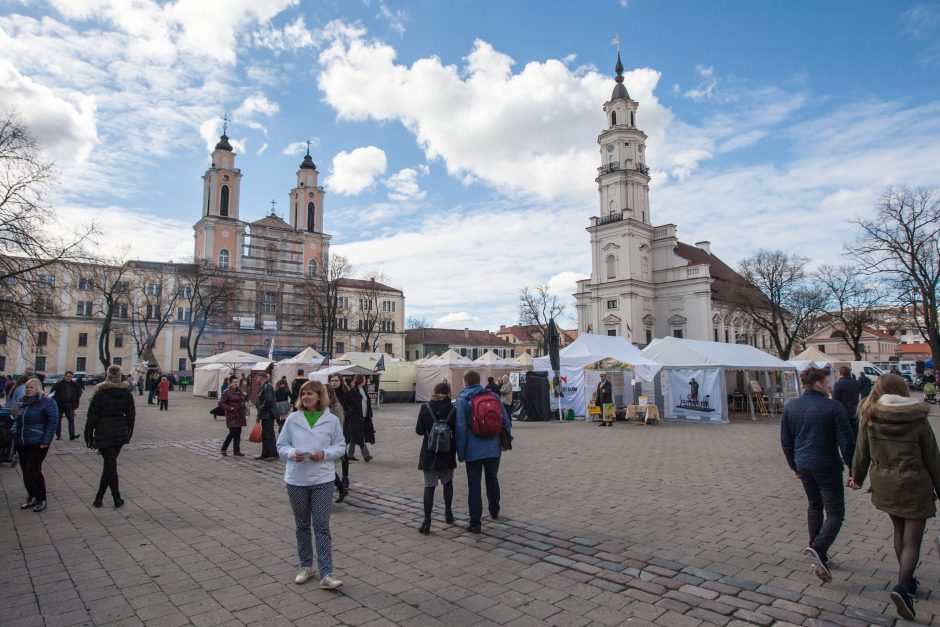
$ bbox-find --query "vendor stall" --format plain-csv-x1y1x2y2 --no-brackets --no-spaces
273,347,324,384
415,349,523,402
192,350,262,397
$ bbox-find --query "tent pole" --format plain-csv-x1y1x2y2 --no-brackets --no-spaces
749,370,756,421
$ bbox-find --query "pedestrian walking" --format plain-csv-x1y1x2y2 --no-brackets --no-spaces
50,371,83,441
456,370,512,534
147,371,159,404
780,366,854,583
5,373,29,410
345,374,373,462
832,366,861,440
849,374,940,620
277,380,346,589
290,369,307,406
325,380,349,503
254,372,278,460
218,375,247,457
84,366,135,509
157,376,170,410
275,377,291,433
12,378,59,513
500,375,513,418
485,376,501,396
416,382,457,534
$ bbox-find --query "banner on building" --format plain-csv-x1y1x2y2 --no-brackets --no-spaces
238,317,255,330
666,368,725,422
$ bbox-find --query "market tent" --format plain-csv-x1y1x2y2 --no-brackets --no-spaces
532,334,662,415
273,347,324,383
192,362,253,397
192,350,260,368
430,349,472,366
474,351,511,366
512,353,534,367
639,337,798,423
415,350,522,402
307,364,376,383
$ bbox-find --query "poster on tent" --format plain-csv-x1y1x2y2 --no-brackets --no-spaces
548,366,584,415
666,369,724,422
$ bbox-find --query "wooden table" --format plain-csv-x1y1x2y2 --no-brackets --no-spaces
626,404,660,425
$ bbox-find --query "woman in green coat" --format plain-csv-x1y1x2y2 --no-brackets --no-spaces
850,374,940,621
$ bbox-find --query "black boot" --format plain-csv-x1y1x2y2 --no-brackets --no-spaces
419,518,431,535
443,481,455,523
421,486,435,533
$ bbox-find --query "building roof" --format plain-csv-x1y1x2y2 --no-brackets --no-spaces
899,343,931,355
337,277,403,294
611,51,630,101
215,133,233,152
299,149,316,171
863,325,897,340
405,328,512,347
498,324,539,343
250,214,292,229
674,242,771,308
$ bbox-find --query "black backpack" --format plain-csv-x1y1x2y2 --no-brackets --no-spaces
425,404,454,454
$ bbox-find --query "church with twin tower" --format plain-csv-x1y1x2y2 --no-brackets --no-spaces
576,53,770,351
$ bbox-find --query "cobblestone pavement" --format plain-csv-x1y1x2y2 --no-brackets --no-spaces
2,389,939,626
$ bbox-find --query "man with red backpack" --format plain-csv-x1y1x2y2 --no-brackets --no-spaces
456,370,512,534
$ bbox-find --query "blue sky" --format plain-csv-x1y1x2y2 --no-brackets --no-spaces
2,0,939,331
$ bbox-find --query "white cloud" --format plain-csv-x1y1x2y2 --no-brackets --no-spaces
683,65,717,101
377,2,407,37
235,93,280,118
547,271,588,297
435,312,481,329
281,139,318,155
385,167,426,201
327,146,388,195
256,142,268,155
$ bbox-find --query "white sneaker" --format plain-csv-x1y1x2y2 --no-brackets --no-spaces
294,567,315,584
319,573,343,589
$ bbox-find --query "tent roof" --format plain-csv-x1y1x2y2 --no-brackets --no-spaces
513,353,534,366
533,333,661,381
309,364,375,378
193,350,261,366
640,336,793,369
792,347,831,362
474,350,509,365
277,347,324,364
336,351,393,362
424,349,473,366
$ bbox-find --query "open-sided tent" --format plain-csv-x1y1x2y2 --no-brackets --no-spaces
512,353,534,367
531,333,662,416
273,347,324,383
192,350,261,397
307,364,375,383
415,349,522,402
640,337,798,423
788,346,835,385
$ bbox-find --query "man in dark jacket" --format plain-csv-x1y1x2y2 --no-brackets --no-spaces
857,371,872,399
831,366,861,439
781,366,854,584
51,371,83,440
289,369,306,405
255,372,278,460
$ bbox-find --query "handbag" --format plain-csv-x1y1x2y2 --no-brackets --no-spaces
276,400,291,416
248,422,262,443
500,428,512,451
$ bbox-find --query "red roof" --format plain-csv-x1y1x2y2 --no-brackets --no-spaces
404,328,512,347
862,326,896,340
498,324,539,342
899,343,931,355
337,277,402,294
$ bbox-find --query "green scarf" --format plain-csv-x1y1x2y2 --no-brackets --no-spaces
303,409,323,429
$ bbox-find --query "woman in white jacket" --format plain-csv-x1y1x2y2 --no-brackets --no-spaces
277,380,346,589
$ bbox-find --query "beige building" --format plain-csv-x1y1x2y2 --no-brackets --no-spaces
404,328,514,362
802,322,900,363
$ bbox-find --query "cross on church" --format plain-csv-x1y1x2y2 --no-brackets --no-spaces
222,113,229,134
270,199,277,215
611,35,621,50
305,139,311,153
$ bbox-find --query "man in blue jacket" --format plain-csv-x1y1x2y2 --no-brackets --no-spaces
456,370,512,534
781,366,854,583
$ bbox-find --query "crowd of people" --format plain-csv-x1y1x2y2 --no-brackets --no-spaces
781,365,940,620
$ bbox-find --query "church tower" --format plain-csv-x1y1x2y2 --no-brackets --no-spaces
194,125,245,270
287,144,329,278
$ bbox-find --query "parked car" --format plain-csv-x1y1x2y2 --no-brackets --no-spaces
85,373,106,386
72,371,88,386
43,374,63,389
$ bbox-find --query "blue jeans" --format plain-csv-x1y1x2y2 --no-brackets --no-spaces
465,457,501,526
798,466,845,561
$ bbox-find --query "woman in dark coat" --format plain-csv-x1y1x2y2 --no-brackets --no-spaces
218,375,247,456
415,382,457,534
13,377,59,512
85,366,136,509
850,374,940,621
345,374,373,461
274,378,291,433
329,375,351,497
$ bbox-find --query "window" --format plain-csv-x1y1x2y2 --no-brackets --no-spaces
146,282,161,297
218,249,230,269
606,299,618,309
0,356,5,371
77,332,87,347
146,304,161,320
220,184,230,217
607,330,617,337
818,345,826,353
37,331,48,347
112,357,123,367
611,111,617,125
177,307,191,321
35,297,54,313
334,341,344,354
337,296,348,309
114,334,124,348
308,259,317,277
178,358,187,371
115,280,130,293
179,335,188,349
645,329,653,344
216,341,226,351
37,274,55,286
460,348,467,357
262,291,278,314
336,318,348,330
307,201,315,232
115,303,129,318
382,300,396,313
177,286,192,299
381,320,396,332
76,356,87,371
606,254,617,279
672,329,683,338
35,356,46,371
714,328,719,342
384,343,393,355
265,244,277,274
359,298,373,311
472,348,479,359
0,330,5,345
761,335,767,349
76,300,94,316
630,111,635,126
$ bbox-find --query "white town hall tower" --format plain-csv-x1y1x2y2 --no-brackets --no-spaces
575,53,770,351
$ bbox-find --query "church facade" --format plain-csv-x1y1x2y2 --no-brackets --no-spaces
575,54,771,351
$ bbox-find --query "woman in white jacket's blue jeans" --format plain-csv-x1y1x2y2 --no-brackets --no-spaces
277,380,346,589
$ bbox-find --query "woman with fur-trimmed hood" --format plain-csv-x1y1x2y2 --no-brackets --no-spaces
85,365,136,509
850,374,940,621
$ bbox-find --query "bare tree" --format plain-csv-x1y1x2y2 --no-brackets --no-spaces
350,272,398,353
304,254,351,356
85,259,134,370
177,260,236,366
518,284,566,346
734,249,827,359
851,186,940,365
0,112,96,344
815,264,888,359
128,263,180,359
407,316,432,329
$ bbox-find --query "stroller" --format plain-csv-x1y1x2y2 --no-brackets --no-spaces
0,407,18,467
924,381,937,404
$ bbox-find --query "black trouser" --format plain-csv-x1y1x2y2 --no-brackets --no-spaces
260,419,277,457
222,427,242,453
148,387,156,404
17,443,49,501
158,399,168,410
96,446,123,500
798,466,845,561
56,406,77,439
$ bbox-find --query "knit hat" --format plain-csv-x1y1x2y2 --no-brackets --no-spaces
106,365,122,384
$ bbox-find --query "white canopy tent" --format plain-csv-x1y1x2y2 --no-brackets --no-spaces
474,350,512,366
639,337,798,423
788,346,835,387
512,353,534,367
532,334,662,416
307,364,376,383
192,350,262,397
273,347,324,384
415,349,523,402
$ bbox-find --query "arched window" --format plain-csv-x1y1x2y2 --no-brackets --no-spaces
308,259,317,277
217,249,230,269
265,244,276,274
630,111,635,126
307,201,315,232
606,254,617,279
220,185,230,217
611,111,617,125
206,187,211,216
608,199,615,215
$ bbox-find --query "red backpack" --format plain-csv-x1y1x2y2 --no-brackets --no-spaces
469,392,503,438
